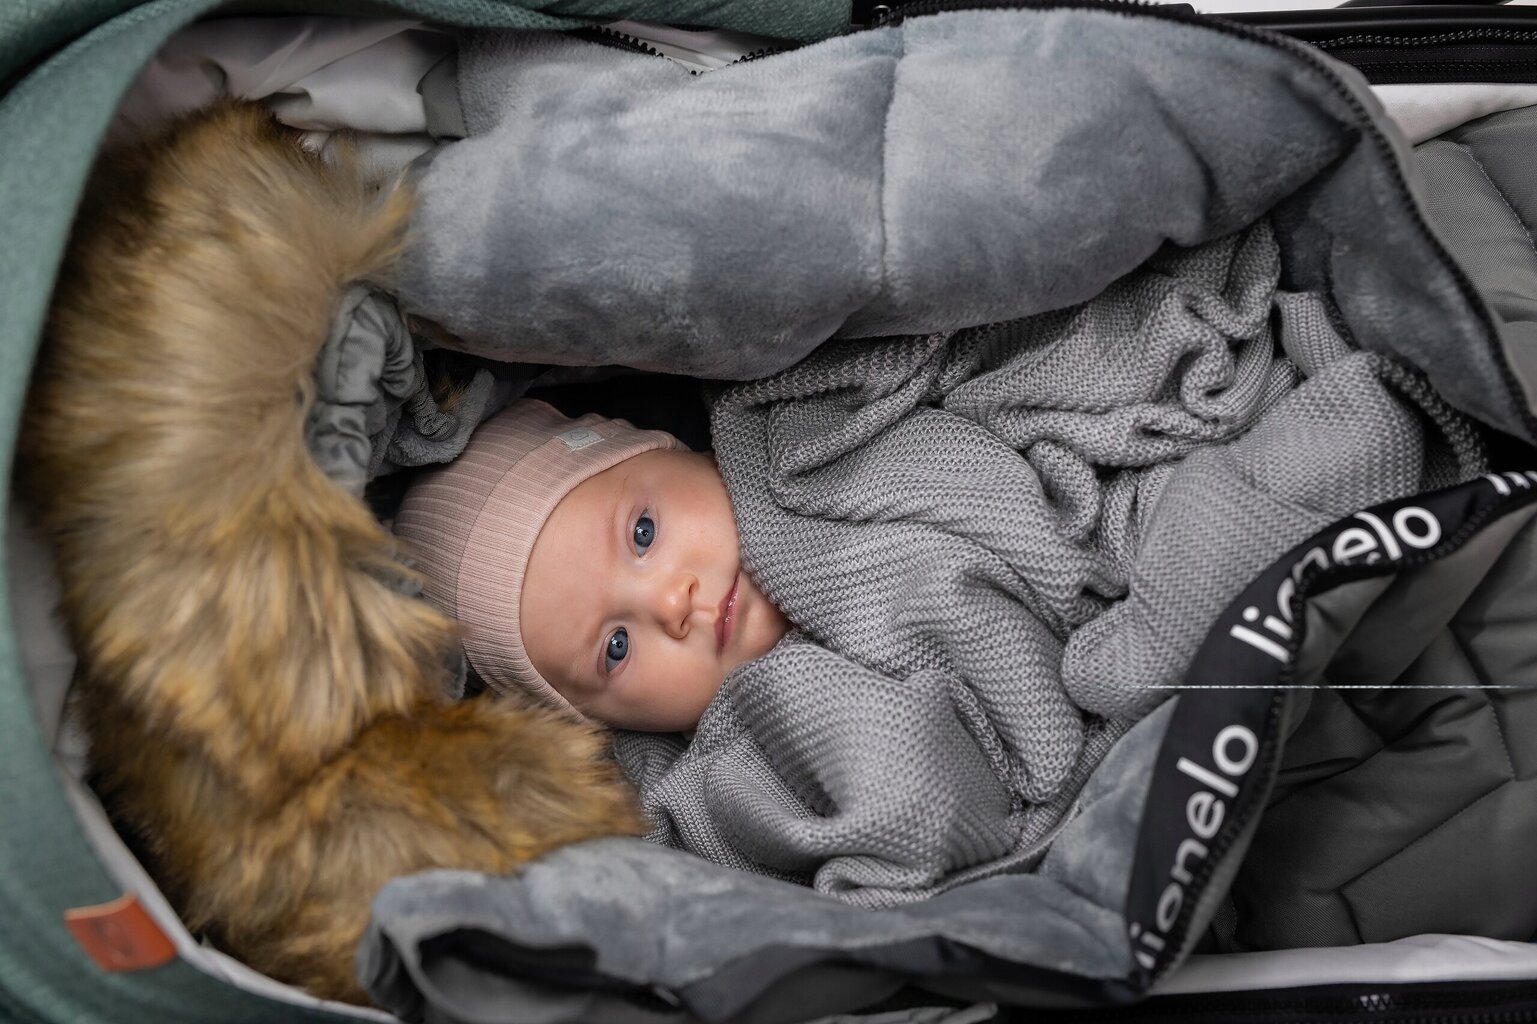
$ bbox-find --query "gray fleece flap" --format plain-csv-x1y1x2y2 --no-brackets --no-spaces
397,10,1351,380
400,7,1530,439
363,701,1173,1024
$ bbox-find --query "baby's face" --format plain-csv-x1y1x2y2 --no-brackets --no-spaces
522,449,788,731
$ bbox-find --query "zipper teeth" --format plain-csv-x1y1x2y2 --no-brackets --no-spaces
873,0,1163,27
581,26,790,73
729,46,786,67
1140,998,1537,1024
582,25,666,59
1359,61,1537,70
1321,28,1537,49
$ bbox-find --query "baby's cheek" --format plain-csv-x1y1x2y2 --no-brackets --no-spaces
755,604,791,659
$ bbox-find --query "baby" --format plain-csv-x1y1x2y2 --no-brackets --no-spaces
394,399,788,731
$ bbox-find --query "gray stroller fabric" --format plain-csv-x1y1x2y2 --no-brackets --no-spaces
1416,104,1537,416
614,221,1484,907
363,6,1537,1023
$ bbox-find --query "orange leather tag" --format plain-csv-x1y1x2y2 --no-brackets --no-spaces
64,893,177,972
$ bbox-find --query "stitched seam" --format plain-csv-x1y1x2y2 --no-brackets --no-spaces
1455,140,1537,264
1264,693,1381,812
1447,623,1518,781
1337,774,1509,906
874,24,901,315
1328,689,1508,895
1442,621,1488,688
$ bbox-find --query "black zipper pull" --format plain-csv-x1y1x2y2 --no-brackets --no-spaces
851,1,893,28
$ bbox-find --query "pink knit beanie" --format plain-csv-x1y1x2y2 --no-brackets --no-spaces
393,399,683,713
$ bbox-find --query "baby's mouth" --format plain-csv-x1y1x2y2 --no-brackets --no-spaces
716,574,740,655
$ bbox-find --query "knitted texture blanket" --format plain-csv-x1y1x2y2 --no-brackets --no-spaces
614,222,1486,906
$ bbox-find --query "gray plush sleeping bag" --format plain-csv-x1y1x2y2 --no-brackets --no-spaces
362,6,1537,1023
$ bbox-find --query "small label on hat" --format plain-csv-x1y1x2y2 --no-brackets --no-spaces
558,427,603,451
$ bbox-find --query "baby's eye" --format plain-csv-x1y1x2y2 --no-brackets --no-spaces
605,627,630,672
633,514,656,554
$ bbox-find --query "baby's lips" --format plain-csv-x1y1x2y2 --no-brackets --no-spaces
716,573,740,654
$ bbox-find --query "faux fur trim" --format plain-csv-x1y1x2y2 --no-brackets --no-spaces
20,102,640,1003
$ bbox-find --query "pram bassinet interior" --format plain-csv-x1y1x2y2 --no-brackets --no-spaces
6,2,1537,1023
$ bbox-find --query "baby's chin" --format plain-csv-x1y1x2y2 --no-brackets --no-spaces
736,573,791,665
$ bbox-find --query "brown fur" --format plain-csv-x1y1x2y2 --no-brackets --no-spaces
17,102,642,1004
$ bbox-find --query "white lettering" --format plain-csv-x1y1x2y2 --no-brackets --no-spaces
1168,836,1205,879
1177,756,1238,798
1230,625,1289,662
1332,527,1378,565
1354,511,1402,561
1275,578,1296,622
1392,507,1440,550
1171,837,1209,885
1143,723,1261,966
1292,547,1329,582
1187,791,1224,840
1214,725,1258,776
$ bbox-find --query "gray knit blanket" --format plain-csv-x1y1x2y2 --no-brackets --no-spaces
614,222,1485,906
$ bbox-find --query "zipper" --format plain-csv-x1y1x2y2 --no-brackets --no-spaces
576,24,790,75
578,25,668,61
1311,28,1537,84
1322,29,1537,48
1332,60,1537,84
1023,980,1537,1023
872,0,1168,28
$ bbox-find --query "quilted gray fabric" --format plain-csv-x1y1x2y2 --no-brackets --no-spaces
1228,504,1537,949
1416,104,1537,420
614,223,1486,906
396,11,1353,380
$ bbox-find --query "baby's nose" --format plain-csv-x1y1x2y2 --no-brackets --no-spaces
654,573,699,637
